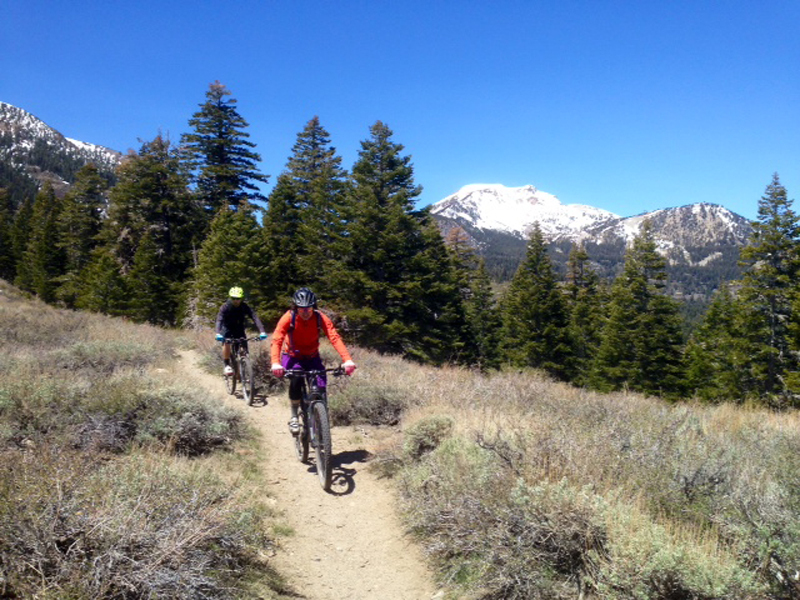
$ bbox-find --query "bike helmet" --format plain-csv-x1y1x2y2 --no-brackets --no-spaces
292,287,317,308
228,286,244,299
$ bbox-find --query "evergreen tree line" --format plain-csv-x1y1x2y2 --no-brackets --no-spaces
1,82,798,408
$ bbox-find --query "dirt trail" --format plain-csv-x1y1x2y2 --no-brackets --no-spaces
177,350,439,600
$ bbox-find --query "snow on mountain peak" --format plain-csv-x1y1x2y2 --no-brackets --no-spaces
430,183,620,241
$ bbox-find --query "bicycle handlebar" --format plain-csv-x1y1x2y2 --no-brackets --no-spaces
284,366,345,378
223,336,263,343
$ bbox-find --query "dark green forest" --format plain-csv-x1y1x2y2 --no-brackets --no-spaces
2,82,799,408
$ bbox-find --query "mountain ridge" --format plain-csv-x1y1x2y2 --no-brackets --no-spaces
430,183,753,304
0,101,121,205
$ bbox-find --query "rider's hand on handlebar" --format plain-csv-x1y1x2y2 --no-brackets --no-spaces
271,363,285,378
343,360,356,376
215,333,223,342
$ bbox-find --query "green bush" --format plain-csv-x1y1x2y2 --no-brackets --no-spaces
329,380,410,426
400,438,604,598
78,377,246,456
594,500,764,599
402,415,454,460
399,433,772,599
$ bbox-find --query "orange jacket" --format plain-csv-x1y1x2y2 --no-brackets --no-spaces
270,309,352,363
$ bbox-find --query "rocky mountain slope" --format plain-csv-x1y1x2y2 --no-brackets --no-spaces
0,101,121,206
431,184,753,302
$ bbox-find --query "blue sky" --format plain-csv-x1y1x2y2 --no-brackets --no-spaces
2,0,798,219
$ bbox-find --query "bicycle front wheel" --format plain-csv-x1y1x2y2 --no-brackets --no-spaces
311,402,333,491
241,356,255,405
224,358,237,395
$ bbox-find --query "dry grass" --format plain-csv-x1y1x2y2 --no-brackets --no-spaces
328,349,799,599
0,281,287,598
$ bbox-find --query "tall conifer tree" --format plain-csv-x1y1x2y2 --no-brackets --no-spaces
342,121,466,363
685,284,748,401
92,135,202,322
445,226,501,368
590,222,686,396
188,204,267,326
182,81,269,215
10,193,33,279
55,164,107,306
15,183,64,301
565,243,606,385
736,173,800,405
499,223,571,379
0,188,15,280
75,246,128,315
262,117,349,311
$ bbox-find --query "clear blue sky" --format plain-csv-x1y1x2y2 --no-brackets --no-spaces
2,0,798,219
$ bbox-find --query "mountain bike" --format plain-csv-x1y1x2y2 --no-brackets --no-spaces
223,336,261,406
284,366,344,491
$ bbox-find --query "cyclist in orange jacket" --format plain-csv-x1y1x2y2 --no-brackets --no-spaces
271,287,356,434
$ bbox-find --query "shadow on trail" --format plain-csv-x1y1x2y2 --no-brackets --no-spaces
232,390,269,407
312,449,372,497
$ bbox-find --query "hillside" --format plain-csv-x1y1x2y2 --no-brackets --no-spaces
0,101,121,207
2,281,799,598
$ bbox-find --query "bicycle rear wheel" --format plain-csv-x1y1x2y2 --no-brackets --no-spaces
294,410,309,463
241,356,255,405
311,401,333,491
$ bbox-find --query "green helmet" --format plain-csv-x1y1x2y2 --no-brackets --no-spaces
228,286,244,299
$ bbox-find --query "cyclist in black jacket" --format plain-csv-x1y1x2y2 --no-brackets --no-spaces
215,286,267,375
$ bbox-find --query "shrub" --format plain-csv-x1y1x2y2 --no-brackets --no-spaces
329,380,410,426
594,499,765,599
402,415,454,460
0,448,274,599
78,377,246,456
399,438,605,599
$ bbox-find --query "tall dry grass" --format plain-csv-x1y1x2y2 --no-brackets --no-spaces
330,347,800,599
0,281,288,598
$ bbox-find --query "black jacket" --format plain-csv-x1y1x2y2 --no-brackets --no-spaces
215,300,265,336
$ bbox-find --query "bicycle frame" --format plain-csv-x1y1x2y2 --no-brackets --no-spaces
285,366,344,490
223,336,261,404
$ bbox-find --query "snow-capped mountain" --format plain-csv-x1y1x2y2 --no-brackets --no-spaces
0,101,121,201
431,183,619,242
430,183,753,300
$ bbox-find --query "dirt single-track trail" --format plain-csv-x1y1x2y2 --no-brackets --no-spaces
178,350,440,600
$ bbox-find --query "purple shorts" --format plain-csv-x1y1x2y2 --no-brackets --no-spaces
281,354,326,399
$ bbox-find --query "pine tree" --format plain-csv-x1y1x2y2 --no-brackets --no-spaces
466,259,502,369
125,230,173,324
76,246,128,315
590,221,686,397
0,188,15,280
182,81,269,215
10,193,33,278
187,203,268,326
736,173,800,406
15,183,64,301
685,284,748,402
55,164,107,307
564,243,606,386
98,135,203,322
499,223,572,379
342,121,466,363
445,226,501,369
262,117,349,311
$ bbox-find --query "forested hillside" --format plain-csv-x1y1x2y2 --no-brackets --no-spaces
2,83,800,407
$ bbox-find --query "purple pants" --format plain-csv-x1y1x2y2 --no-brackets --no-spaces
281,353,326,400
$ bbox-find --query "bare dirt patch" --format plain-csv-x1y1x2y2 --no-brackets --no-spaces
178,350,439,600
